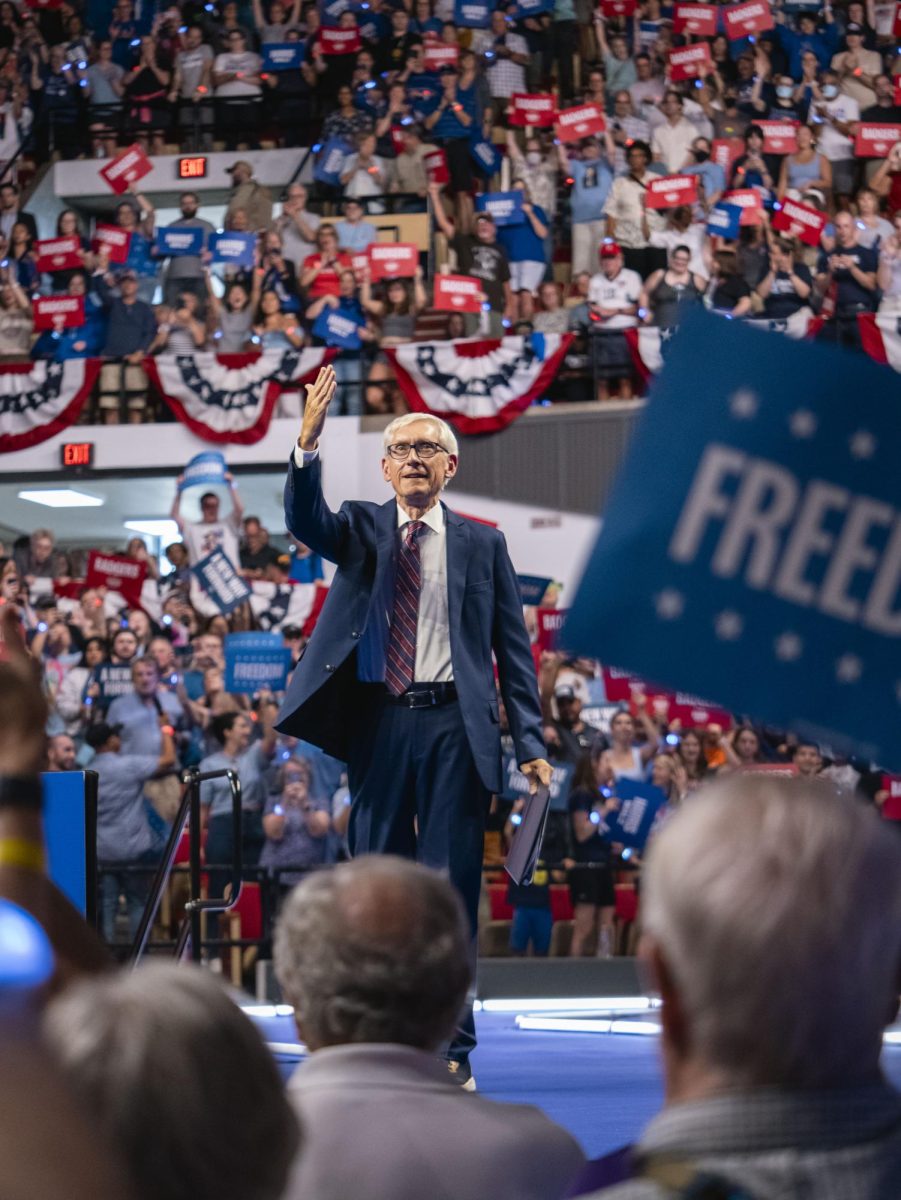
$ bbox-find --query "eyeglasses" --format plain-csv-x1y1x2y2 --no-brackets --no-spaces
386,440,448,460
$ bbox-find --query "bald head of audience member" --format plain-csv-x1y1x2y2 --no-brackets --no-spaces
275,856,471,1052
641,776,901,1101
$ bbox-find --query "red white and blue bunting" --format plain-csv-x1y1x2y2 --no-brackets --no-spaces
0,358,100,453
385,334,572,434
144,348,334,445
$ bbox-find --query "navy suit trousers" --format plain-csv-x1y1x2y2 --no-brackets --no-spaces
347,687,490,1061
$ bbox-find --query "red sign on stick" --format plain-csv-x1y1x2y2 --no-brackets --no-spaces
758,119,799,155
854,123,901,158
673,2,717,34
85,550,147,608
35,236,84,273
33,295,85,331
711,137,744,177
667,43,713,82
722,188,764,225
645,174,699,209
423,147,449,185
508,93,557,127
554,103,606,142
423,43,458,70
368,242,418,280
99,143,152,195
772,197,827,246
92,224,132,264
723,0,773,39
433,274,483,312
320,26,361,54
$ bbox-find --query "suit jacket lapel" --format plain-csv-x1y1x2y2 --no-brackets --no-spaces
444,504,469,643
373,498,398,614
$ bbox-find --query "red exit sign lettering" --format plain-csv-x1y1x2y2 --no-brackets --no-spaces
178,156,207,179
61,442,94,468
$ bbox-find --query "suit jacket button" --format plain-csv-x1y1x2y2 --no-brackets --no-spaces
351,630,360,640
325,663,334,673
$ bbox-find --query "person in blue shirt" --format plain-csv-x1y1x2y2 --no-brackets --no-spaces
200,706,278,897
410,0,443,38
86,717,175,945
31,271,108,361
305,268,375,415
497,179,550,293
106,657,186,760
773,9,840,80
114,192,158,304
683,136,726,211
423,64,477,227
559,136,615,277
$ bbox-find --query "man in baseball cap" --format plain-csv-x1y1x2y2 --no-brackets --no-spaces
588,239,642,399
225,159,273,231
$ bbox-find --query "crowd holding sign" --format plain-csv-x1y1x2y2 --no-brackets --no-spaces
475,191,525,226
673,3,717,34
555,104,606,142
645,175,699,210
772,198,827,246
192,548,252,614
722,0,773,38
432,274,483,312
92,225,130,264
99,143,152,194
567,309,901,770
224,633,292,694
668,43,713,81
33,296,85,331
508,94,557,127
368,243,418,280
35,238,83,273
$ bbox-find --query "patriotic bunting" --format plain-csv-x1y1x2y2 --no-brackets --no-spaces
144,348,335,445
0,358,100,453
384,334,572,434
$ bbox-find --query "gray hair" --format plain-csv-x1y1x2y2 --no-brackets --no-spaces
42,964,301,1200
382,412,459,459
274,856,470,1051
643,776,901,1089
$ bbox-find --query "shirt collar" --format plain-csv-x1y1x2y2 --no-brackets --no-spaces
396,501,444,535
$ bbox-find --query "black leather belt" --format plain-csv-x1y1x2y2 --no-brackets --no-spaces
385,682,458,708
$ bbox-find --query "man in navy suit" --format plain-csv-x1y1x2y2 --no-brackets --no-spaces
277,365,552,1085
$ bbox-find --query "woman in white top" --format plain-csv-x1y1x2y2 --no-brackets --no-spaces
877,209,901,315
607,699,659,781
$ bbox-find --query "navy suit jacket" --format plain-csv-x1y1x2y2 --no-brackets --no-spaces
275,456,545,793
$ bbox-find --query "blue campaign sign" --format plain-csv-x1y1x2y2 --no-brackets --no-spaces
565,309,901,768
454,0,491,25
604,779,668,850
156,226,205,257
312,307,364,349
313,137,353,185
224,632,292,694
470,135,503,177
707,203,742,240
475,190,525,227
192,548,251,614
500,754,574,812
179,450,227,492
320,0,348,22
209,231,256,267
262,42,304,71
518,574,554,606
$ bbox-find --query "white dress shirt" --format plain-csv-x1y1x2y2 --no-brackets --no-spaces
293,444,453,683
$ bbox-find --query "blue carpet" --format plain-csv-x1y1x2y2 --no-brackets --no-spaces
252,1008,901,1160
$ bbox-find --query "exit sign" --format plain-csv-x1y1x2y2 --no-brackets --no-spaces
61,442,94,468
178,156,207,180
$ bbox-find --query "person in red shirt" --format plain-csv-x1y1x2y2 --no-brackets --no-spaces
299,224,352,299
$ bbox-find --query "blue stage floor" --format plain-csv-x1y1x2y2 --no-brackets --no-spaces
256,1008,901,1160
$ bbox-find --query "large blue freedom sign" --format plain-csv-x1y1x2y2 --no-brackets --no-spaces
566,309,901,768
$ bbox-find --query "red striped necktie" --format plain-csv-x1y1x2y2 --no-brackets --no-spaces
385,519,426,696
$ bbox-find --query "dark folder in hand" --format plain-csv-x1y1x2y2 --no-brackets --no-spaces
504,784,550,887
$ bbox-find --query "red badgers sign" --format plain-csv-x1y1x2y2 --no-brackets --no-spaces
92,224,132,264
772,197,827,246
423,43,458,70
723,0,773,39
854,123,901,158
645,174,699,209
320,26,361,54
508,93,557,127
33,295,85,331
673,2,717,34
554,103,606,142
368,243,418,280
99,143,152,194
35,237,84,273
433,274,483,312
758,119,799,155
667,43,713,81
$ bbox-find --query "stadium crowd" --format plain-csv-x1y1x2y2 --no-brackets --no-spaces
3,471,897,958
0,0,897,413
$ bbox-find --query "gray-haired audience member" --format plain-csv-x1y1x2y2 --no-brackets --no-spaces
275,855,585,1200
42,963,300,1200
584,777,901,1200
